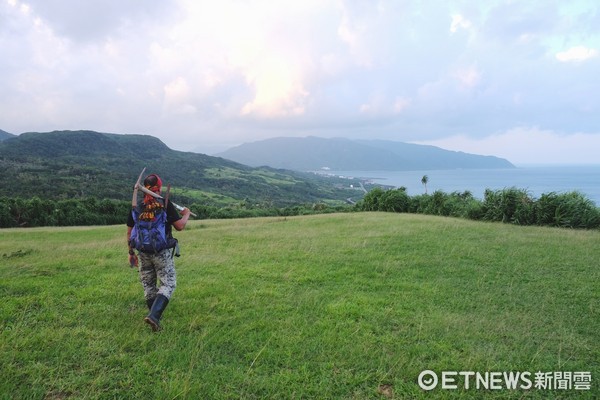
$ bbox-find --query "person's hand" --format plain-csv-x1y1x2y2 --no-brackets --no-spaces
180,207,191,216
129,253,138,268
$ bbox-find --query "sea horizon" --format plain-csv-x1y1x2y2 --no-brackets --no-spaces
323,164,600,206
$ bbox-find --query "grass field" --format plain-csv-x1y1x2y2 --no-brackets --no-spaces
1,213,598,399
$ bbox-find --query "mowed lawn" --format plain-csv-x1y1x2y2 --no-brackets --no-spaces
1,212,598,399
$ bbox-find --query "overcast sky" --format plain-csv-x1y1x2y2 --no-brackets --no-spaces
1,0,599,164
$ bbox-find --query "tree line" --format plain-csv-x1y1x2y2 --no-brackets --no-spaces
2,187,599,230
357,187,600,229
0,197,349,228
0,197,131,228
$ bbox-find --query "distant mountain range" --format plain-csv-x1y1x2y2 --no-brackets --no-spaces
0,130,361,206
216,137,515,171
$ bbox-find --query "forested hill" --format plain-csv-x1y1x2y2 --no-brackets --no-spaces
0,129,15,140
0,130,360,206
216,136,515,171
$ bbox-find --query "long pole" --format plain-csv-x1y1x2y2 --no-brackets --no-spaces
138,184,197,217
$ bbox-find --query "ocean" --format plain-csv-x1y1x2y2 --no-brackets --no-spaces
327,165,600,206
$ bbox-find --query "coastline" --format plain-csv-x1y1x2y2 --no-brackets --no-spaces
316,165,600,206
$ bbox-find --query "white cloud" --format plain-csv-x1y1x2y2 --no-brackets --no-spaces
1,0,600,161
337,0,377,67
163,77,197,115
556,46,599,62
359,103,371,114
453,65,481,88
241,56,309,118
393,97,411,113
450,14,472,33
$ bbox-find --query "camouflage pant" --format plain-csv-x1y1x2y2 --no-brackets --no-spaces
138,249,177,300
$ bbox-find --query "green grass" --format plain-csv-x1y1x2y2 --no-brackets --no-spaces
204,167,300,186
171,186,240,204
1,213,598,399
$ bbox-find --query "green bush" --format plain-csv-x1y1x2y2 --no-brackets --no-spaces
0,197,132,228
361,187,600,230
379,188,410,212
482,187,535,224
445,191,479,218
407,191,476,218
465,199,484,221
536,191,600,229
408,194,431,214
358,187,385,211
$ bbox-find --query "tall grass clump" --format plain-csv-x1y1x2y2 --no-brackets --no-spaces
360,187,386,211
379,188,411,213
535,191,600,229
481,187,536,225
358,186,600,230
432,190,479,218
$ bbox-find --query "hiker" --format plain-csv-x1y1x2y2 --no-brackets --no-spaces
126,173,191,331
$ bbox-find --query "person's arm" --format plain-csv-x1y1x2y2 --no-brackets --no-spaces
172,207,191,231
127,221,137,267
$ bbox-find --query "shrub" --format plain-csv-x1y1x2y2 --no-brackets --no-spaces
358,186,599,230
445,191,479,218
482,187,534,224
359,187,385,211
536,191,600,229
379,188,410,213
409,194,431,214
429,190,449,215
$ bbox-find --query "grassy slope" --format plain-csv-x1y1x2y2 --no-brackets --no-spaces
1,213,598,399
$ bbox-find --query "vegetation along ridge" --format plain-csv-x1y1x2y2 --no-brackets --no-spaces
0,130,366,206
2,186,599,229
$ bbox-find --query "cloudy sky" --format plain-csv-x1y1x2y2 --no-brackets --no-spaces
1,0,599,164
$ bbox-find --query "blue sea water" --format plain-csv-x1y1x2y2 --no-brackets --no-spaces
329,165,600,206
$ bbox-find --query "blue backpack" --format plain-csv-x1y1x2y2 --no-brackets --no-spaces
129,200,176,253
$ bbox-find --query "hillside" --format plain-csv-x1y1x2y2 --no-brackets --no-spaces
216,136,515,171
0,130,363,206
355,139,514,170
0,129,15,141
2,213,598,398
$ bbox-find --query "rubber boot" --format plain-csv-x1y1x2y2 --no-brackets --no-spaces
146,297,156,310
144,294,169,332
